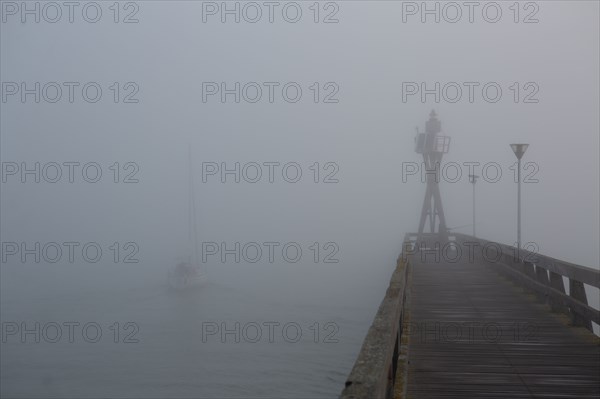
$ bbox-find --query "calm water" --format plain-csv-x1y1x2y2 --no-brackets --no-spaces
0,260,393,398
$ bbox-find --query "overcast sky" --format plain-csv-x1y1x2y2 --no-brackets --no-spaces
2,1,598,269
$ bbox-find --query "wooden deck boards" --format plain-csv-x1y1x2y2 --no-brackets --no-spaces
402,257,600,398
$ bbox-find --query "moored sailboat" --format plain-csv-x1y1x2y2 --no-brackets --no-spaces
167,145,207,291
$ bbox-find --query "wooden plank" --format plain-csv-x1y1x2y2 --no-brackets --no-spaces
549,271,568,313
570,280,593,330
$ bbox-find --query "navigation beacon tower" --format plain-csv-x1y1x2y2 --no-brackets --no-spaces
415,110,451,244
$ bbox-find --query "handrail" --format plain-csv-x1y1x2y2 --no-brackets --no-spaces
451,233,599,331
452,233,600,288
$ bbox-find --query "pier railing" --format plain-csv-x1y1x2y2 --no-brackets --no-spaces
451,233,600,331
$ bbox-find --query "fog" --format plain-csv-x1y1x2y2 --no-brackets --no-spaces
1,1,599,398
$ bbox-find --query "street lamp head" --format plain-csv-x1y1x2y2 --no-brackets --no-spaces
510,143,529,160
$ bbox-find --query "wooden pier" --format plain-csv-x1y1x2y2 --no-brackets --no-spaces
340,233,600,399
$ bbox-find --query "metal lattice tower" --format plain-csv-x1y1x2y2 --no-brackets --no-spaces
414,110,451,244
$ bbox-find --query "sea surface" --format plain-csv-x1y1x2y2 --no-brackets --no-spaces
0,260,395,398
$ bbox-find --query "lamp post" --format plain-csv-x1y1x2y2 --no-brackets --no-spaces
469,174,479,237
510,144,529,250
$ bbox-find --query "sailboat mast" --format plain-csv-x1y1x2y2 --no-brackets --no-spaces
188,144,200,266
188,145,192,263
